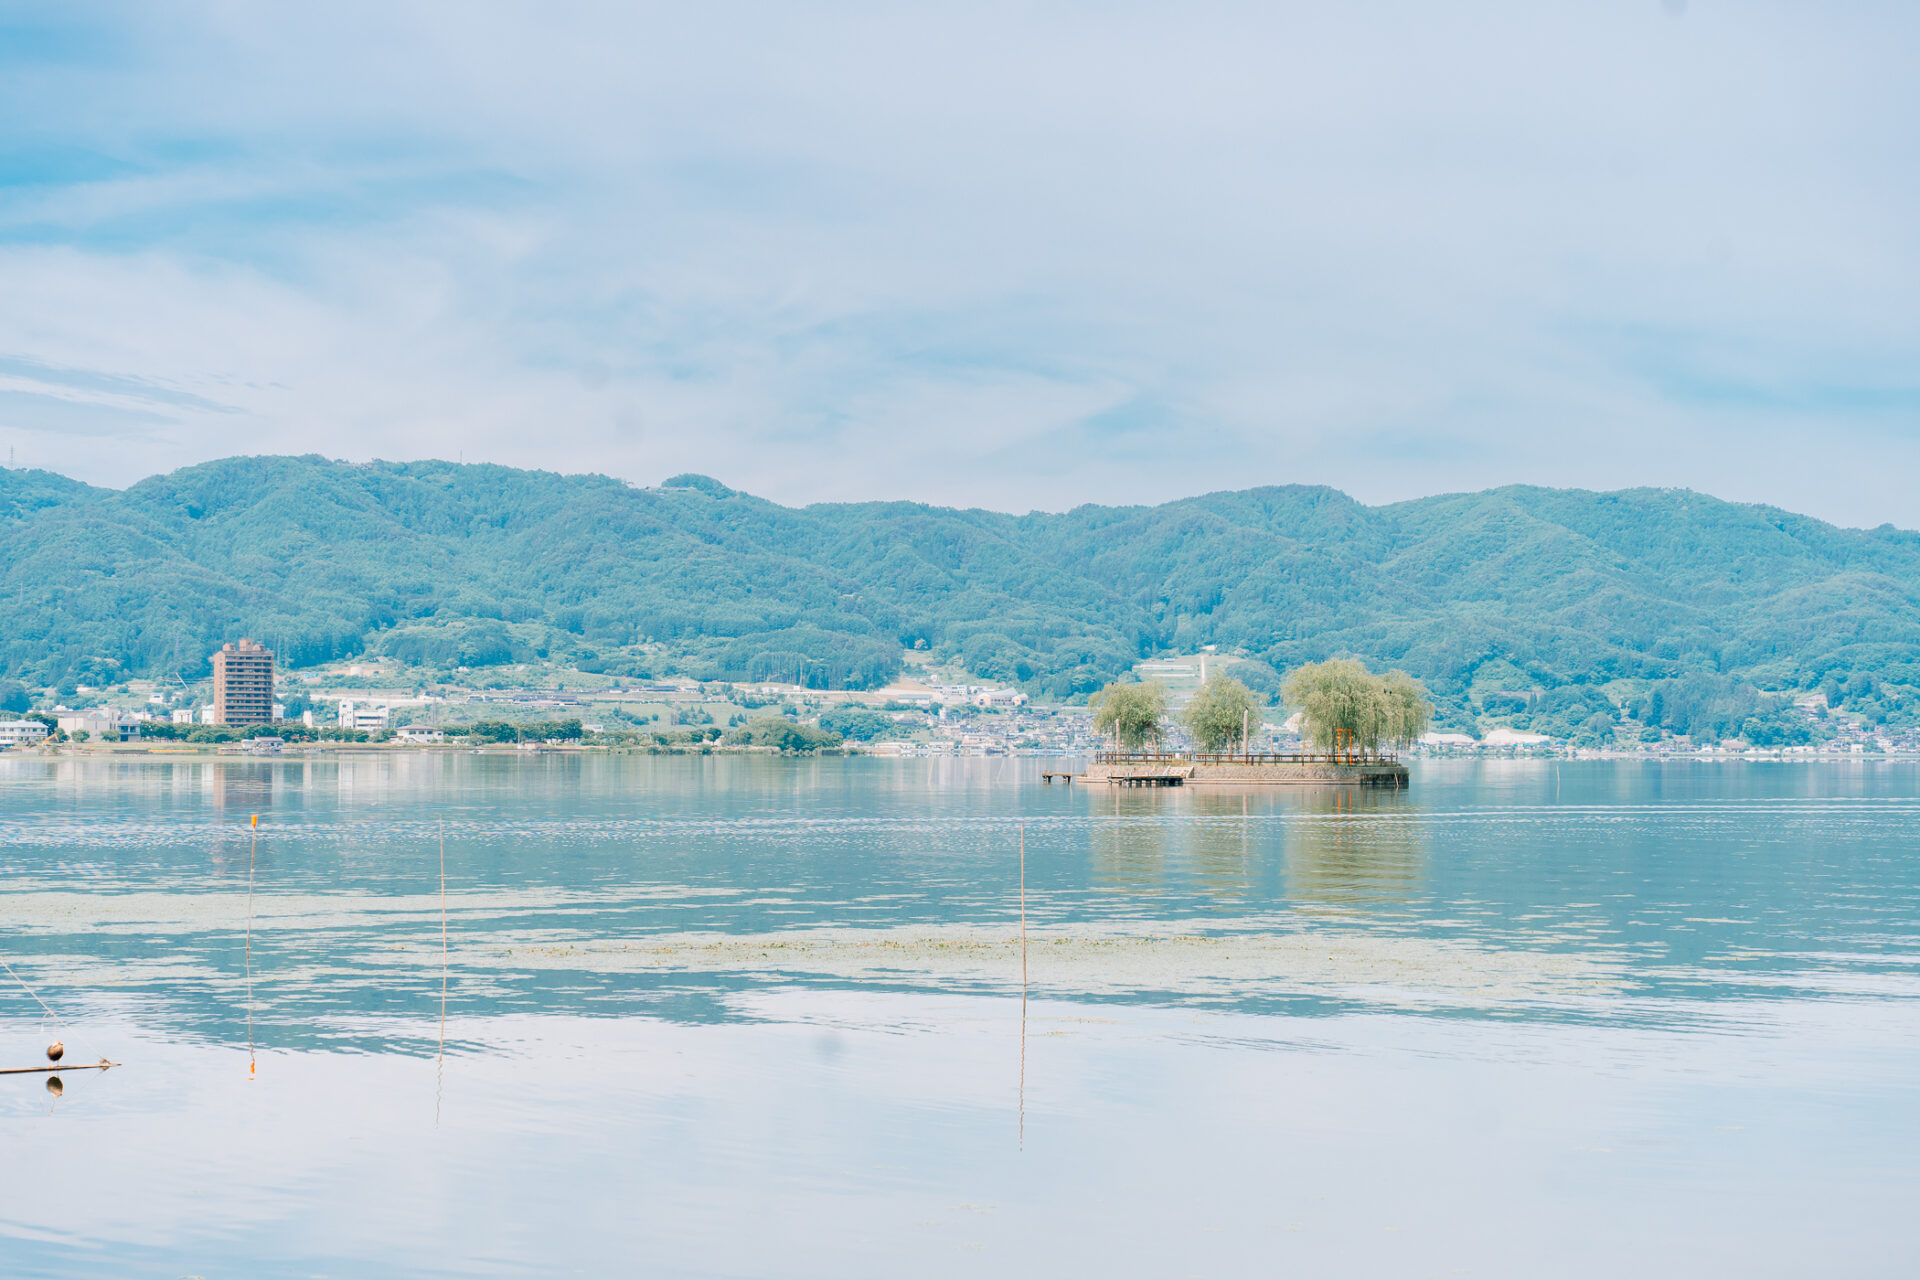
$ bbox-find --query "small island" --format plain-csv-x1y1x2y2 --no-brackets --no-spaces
1080,659,1429,787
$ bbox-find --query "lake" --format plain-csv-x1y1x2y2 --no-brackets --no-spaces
2,754,1917,1277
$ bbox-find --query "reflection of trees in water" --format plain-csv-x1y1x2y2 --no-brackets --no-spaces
1281,786,1425,907
1089,788,1174,893
1180,789,1263,900
1087,788,1280,902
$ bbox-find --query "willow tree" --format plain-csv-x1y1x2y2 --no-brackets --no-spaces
1183,673,1260,753
1380,670,1433,751
1091,680,1167,751
1284,659,1432,759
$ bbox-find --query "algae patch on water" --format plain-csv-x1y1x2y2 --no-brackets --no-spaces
500,920,1627,1010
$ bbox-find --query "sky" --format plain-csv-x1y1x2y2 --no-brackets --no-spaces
1,1,1917,525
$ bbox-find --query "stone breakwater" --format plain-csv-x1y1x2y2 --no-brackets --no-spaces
1083,759,1409,787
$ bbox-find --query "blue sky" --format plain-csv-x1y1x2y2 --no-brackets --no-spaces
1,1,1917,525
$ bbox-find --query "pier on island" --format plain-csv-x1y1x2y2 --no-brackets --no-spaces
1071,750,1409,788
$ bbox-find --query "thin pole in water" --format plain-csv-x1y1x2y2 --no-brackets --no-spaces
438,818,448,1123
1019,822,1027,1149
246,816,258,1077
1019,825,1027,991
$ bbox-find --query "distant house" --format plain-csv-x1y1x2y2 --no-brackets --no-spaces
972,688,1028,709
56,708,143,738
171,708,196,725
395,725,445,743
337,701,392,732
0,720,50,746
244,736,285,754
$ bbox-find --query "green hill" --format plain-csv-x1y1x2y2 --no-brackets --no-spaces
5,455,1918,736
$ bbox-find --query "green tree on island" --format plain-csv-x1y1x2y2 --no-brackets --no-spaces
1284,659,1432,758
1183,673,1261,753
1091,681,1168,751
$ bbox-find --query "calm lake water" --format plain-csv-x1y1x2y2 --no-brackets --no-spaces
2,754,1918,1277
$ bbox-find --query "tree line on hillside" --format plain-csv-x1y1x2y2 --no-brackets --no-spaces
4,456,1918,727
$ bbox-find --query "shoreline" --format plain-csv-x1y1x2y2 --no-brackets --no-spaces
10,742,1920,763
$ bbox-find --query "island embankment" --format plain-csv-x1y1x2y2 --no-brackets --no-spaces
1082,752,1408,787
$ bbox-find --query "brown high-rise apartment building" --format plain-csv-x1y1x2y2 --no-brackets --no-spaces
212,639,275,726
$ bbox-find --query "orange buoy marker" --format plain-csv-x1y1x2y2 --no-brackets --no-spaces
252,814,259,829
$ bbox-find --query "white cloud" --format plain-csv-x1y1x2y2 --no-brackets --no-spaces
1,1,1916,522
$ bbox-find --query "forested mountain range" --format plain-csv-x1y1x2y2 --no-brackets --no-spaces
4,455,1919,733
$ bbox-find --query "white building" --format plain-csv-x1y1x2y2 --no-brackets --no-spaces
56,708,144,738
0,720,50,746
1419,732,1478,748
337,701,391,731
198,704,218,725
171,708,196,725
1482,727,1551,747
972,688,1028,709
395,725,445,743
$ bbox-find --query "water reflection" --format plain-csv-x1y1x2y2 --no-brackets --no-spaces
212,761,274,814
6,754,1920,1032
6,755,1920,1277
1085,783,1425,909
1282,787,1427,908
1086,788,1272,899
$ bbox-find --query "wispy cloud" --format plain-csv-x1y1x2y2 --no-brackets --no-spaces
0,1,1916,525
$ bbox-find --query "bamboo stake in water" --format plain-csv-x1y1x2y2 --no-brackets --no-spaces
438,819,448,1124
246,817,258,1077
1019,824,1027,991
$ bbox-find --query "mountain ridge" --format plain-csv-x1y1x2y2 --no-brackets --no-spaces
4,455,1918,734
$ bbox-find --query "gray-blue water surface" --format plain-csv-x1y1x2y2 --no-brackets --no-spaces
2,754,1917,1277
